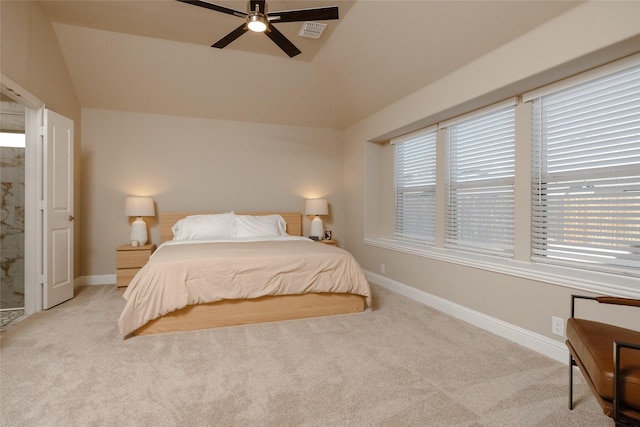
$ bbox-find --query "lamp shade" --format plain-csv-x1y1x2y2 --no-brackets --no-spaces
305,198,328,216
124,197,155,217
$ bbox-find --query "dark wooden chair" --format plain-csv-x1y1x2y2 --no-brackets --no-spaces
566,295,640,426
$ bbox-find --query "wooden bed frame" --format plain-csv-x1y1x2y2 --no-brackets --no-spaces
132,212,365,336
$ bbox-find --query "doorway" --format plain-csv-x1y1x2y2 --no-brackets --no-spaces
1,74,74,324
0,94,26,327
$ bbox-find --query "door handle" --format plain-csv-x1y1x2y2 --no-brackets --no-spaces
68,215,75,222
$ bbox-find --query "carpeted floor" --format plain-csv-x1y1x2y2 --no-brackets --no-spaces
1,284,611,426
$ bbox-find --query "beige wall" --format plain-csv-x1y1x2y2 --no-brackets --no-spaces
342,1,640,343
80,108,344,276
1,0,82,276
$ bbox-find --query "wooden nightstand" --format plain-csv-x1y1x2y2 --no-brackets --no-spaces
116,243,155,289
318,239,337,246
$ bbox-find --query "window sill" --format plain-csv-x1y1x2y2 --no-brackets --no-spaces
364,237,639,298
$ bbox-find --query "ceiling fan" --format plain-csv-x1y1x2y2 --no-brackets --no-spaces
177,0,339,58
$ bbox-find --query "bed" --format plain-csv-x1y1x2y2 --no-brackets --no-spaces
118,212,371,337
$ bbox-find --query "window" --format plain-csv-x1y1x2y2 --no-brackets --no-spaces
370,55,639,292
393,127,437,243
530,62,640,277
444,103,516,255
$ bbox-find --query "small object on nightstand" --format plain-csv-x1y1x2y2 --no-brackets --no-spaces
116,243,155,290
318,239,337,246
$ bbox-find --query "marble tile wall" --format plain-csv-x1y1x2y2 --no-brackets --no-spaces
1,146,25,309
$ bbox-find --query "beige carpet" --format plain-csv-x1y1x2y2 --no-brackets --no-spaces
1,284,610,426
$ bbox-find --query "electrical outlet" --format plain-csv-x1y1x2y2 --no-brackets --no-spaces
552,316,565,337
380,263,385,275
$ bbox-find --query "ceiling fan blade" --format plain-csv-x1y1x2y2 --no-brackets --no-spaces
212,23,248,49
265,23,301,58
176,0,247,18
268,6,339,23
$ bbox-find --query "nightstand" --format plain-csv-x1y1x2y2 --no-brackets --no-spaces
318,239,337,246
116,243,155,289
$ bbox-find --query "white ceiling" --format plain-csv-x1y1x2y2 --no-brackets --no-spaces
39,0,582,129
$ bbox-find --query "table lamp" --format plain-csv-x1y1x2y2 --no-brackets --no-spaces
125,196,155,245
305,198,328,240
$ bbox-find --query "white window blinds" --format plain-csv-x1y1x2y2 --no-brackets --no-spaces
445,105,516,255
393,128,437,243
530,62,640,277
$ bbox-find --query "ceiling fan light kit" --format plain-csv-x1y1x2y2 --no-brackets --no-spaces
177,0,339,57
247,14,267,32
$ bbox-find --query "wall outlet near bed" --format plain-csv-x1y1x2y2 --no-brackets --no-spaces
552,316,565,337
380,263,385,275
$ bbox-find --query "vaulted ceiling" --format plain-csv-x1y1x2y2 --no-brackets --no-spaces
39,0,582,129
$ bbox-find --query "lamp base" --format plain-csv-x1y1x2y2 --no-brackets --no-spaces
310,216,324,240
130,217,148,246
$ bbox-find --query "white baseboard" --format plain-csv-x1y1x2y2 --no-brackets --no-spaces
365,271,568,364
77,274,116,286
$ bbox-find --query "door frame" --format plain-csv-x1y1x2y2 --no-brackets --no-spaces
1,74,45,314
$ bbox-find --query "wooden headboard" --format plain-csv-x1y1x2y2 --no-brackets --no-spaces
159,212,303,243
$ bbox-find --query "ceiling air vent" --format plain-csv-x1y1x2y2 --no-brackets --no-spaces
298,22,327,39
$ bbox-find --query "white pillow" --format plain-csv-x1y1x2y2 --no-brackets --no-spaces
171,212,235,240
234,214,287,238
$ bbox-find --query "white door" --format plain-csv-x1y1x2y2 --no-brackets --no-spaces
43,109,74,309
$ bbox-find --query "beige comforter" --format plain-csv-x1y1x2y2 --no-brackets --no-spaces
118,238,371,336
